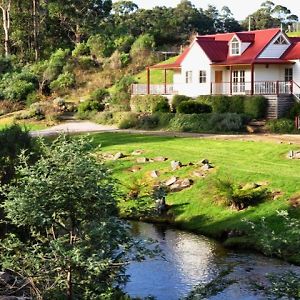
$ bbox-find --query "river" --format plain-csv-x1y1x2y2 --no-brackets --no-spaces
124,222,300,300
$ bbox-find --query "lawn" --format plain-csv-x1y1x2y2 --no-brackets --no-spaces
134,56,178,84
287,31,300,37
90,132,300,263
0,116,47,131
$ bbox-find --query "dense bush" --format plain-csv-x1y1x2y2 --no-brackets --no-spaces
72,42,90,57
172,95,191,112
0,57,13,75
130,34,155,56
77,100,105,118
49,71,76,92
153,99,170,113
118,112,139,129
177,100,212,114
130,95,168,113
228,95,245,114
244,96,268,119
0,100,23,115
136,114,159,129
93,111,115,125
266,119,295,133
169,113,246,133
287,102,300,120
87,34,115,58
89,88,109,102
2,79,35,102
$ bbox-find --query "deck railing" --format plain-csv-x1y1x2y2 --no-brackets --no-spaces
131,81,294,96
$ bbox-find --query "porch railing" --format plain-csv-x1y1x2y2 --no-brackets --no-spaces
131,84,175,95
211,81,293,95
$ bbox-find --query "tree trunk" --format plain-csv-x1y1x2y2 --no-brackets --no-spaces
0,1,11,57
75,23,81,44
32,0,39,61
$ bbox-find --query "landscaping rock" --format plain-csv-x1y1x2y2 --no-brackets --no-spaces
170,178,193,192
241,183,260,190
288,150,300,159
128,166,141,173
171,160,182,171
169,183,181,192
290,194,300,208
181,178,193,188
153,156,168,162
246,125,257,134
102,153,114,160
165,176,178,186
201,163,214,171
114,152,125,160
150,170,159,178
136,157,148,163
188,162,194,166
201,159,210,165
132,150,144,155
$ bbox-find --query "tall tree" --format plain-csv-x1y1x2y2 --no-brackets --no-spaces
0,0,11,57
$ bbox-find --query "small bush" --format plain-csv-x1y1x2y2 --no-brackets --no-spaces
130,34,155,57
2,79,35,102
72,42,90,57
89,88,109,102
77,100,105,118
154,112,175,128
172,95,191,112
118,112,139,129
244,96,268,119
153,99,170,113
287,102,300,120
210,95,230,113
136,114,159,129
210,113,245,132
177,101,212,114
266,119,295,133
50,71,76,92
228,95,245,114
215,179,270,210
26,92,40,107
77,56,97,69
130,95,168,113
93,111,114,125
0,100,23,115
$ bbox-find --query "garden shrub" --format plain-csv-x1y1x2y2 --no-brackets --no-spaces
209,113,245,132
244,96,268,119
287,102,300,120
228,95,245,114
215,179,270,210
136,114,159,129
154,112,175,128
77,100,105,119
266,119,295,133
177,101,212,114
153,99,170,113
118,112,139,129
110,92,131,112
93,111,114,125
50,71,76,92
26,92,40,107
210,95,230,113
2,79,35,102
172,95,191,112
89,88,109,102
0,100,23,115
130,95,168,113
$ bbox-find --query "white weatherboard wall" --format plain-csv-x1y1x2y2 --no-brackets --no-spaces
254,65,282,81
174,42,211,97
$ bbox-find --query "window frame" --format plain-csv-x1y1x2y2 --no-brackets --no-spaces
285,68,293,82
185,71,193,84
199,70,207,83
230,37,240,56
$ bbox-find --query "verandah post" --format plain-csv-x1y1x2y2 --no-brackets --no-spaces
251,64,254,95
230,66,232,95
164,68,167,94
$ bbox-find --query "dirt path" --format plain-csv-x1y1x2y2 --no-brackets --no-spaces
31,120,300,145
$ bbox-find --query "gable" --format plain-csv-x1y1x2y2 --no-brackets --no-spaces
181,42,211,68
259,32,291,59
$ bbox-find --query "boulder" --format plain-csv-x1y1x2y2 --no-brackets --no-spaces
114,152,125,160
181,178,193,188
246,125,257,134
153,156,168,162
132,150,144,156
165,176,178,186
170,178,193,192
150,170,159,178
136,157,148,163
128,166,141,173
193,170,206,178
201,163,213,171
288,150,300,159
171,160,182,171
200,159,210,165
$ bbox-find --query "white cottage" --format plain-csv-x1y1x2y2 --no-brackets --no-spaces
132,28,300,118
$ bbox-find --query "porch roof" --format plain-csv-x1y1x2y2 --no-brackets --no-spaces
211,58,294,67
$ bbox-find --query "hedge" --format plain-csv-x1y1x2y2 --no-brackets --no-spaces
130,95,169,113
177,100,212,114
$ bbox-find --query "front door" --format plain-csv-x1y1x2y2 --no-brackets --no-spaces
232,70,245,93
215,71,223,94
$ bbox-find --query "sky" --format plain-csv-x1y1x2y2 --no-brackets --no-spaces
112,0,300,21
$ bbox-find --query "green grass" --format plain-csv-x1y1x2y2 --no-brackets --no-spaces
0,116,47,131
287,31,300,37
89,132,300,262
135,56,178,84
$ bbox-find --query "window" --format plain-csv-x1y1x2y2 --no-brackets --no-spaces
232,70,245,93
185,71,192,83
231,37,240,55
199,70,206,83
285,68,293,82
274,35,288,45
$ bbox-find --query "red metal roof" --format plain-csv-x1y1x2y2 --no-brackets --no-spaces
283,42,300,60
150,28,300,69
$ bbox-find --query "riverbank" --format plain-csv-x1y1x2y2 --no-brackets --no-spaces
90,132,300,264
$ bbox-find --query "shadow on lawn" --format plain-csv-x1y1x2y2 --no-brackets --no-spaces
89,132,178,149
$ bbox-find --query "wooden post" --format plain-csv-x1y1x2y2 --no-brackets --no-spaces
276,80,279,95
210,82,213,95
251,64,254,95
229,66,232,95
290,80,293,94
147,67,150,95
164,69,167,94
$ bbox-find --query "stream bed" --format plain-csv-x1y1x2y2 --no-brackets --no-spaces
124,222,300,300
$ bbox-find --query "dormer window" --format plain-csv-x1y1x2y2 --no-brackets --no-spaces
274,35,288,45
231,37,240,55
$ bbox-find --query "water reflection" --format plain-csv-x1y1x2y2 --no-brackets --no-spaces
125,222,300,300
